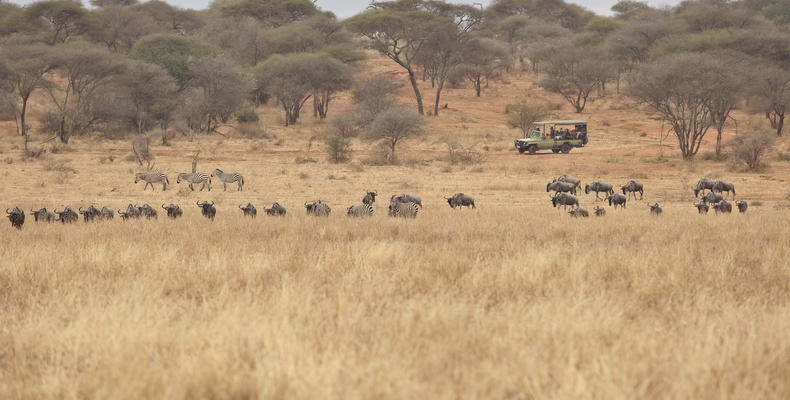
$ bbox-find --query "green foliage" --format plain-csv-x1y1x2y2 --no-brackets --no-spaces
236,108,259,124
129,34,217,87
217,0,318,27
25,0,102,44
318,44,365,64
649,30,736,57
584,17,623,35
325,134,352,163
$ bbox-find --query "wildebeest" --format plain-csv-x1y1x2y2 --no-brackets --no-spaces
621,180,644,200
606,193,627,209
79,205,101,222
551,193,579,210
391,194,422,209
55,206,78,224
736,200,748,213
594,206,606,216
557,175,581,190
30,207,56,223
648,203,662,215
547,180,577,196
99,207,114,220
347,204,374,217
239,203,257,218
118,204,142,220
388,199,419,218
693,202,709,214
137,204,158,219
446,193,476,209
162,204,183,219
305,200,331,217
196,201,216,220
693,178,716,197
584,181,614,200
6,207,25,229
713,181,735,199
265,202,286,216
701,192,724,205
713,200,732,214
362,191,377,205
134,172,169,191
569,207,589,218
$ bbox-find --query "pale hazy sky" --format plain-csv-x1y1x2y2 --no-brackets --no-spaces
6,0,683,18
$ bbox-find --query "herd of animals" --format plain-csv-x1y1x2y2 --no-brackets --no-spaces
546,175,747,218
4,172,748,229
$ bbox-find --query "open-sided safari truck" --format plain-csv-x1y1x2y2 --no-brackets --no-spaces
514,120,588,155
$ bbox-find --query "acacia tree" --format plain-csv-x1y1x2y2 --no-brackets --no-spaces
347,4,443,115
253,53,313,126
25,0,101,45
309,56,353,119
751,64,790,137
539,46,609,113
629,53,720,159
706,52,749,155
506,100,548,137
115,59,177,134
188,56,252,132
365,105,423,161
455,37,509,97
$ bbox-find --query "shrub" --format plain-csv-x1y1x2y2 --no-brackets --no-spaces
728,132,775,172
325,134,352,163
236,108,259,124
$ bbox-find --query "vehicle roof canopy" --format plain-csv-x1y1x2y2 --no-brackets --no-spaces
534,120,587,125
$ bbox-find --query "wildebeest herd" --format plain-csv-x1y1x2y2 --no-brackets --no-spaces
5,175,751,229
546,175,748,218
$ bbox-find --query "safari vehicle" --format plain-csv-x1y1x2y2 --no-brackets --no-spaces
514,120,588,155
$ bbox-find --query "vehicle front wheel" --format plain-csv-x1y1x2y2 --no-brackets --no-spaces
518,147,526,154
561,143,571,154
552,149,560,154
528,145,537,155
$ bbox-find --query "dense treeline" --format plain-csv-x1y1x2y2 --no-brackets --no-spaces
1,0,790,160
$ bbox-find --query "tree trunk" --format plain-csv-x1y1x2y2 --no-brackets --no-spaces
777,112,785,137
191,150,199,173
474,75,481,97
406,67,424,115
433,56,449,117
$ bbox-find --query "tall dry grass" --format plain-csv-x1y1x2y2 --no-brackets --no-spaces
2,208,789,399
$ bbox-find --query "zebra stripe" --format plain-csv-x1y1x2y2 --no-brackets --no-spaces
177,173,211,191
347,204,374,217
211,169,244,191
388,201,419,218
135,172,169,191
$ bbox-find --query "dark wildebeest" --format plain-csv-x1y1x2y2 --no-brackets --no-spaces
551,193,579,210
196,201,216,220
606,193,627,209
569,207,589,218
137,204,158,219
30,207,56,223
701,192,724,205
239,203,257,218
557,175,581,191
99,207,114,220
594,206,606,216
347,204,374,217
713,181,735,199
305,200,331,217
585,181,614,200
6,207,25,229
693,202,709,214
265,202,286,216
55,206,79,224
118,204,142,221
362,191,377,205
736,200,748,213
162,204,183,219
446,193,476,209
713,200,732,214
79,205,101,222
547,180,577,196
693,178,716,197
648,203,663,215
391,194,422,209
621,180,644,200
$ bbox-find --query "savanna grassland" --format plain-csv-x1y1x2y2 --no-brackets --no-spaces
3,48,790,399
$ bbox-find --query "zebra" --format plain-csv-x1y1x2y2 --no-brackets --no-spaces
177,172,211,191
135,172,169,191
388,200,419,218
211,169,244,191
305,200,331,217
347,204,374,217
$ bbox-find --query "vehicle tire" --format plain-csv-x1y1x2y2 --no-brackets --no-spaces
552,149,560,154
518,147,526,154
561,143,571,154
528,145,537,155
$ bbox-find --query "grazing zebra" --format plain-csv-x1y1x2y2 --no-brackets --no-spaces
135,172,169,191
177,172,211,191
211,169,244,191
305,200,331,217
347,204,374,217
388,200,419,218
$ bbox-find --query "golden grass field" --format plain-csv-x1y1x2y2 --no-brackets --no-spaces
2,56,790,398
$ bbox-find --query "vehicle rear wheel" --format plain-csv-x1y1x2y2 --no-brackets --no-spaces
528,145,537,155
561,143,571,154
552,149,560,154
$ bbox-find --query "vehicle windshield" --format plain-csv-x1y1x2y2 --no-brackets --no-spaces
530,129,541,139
